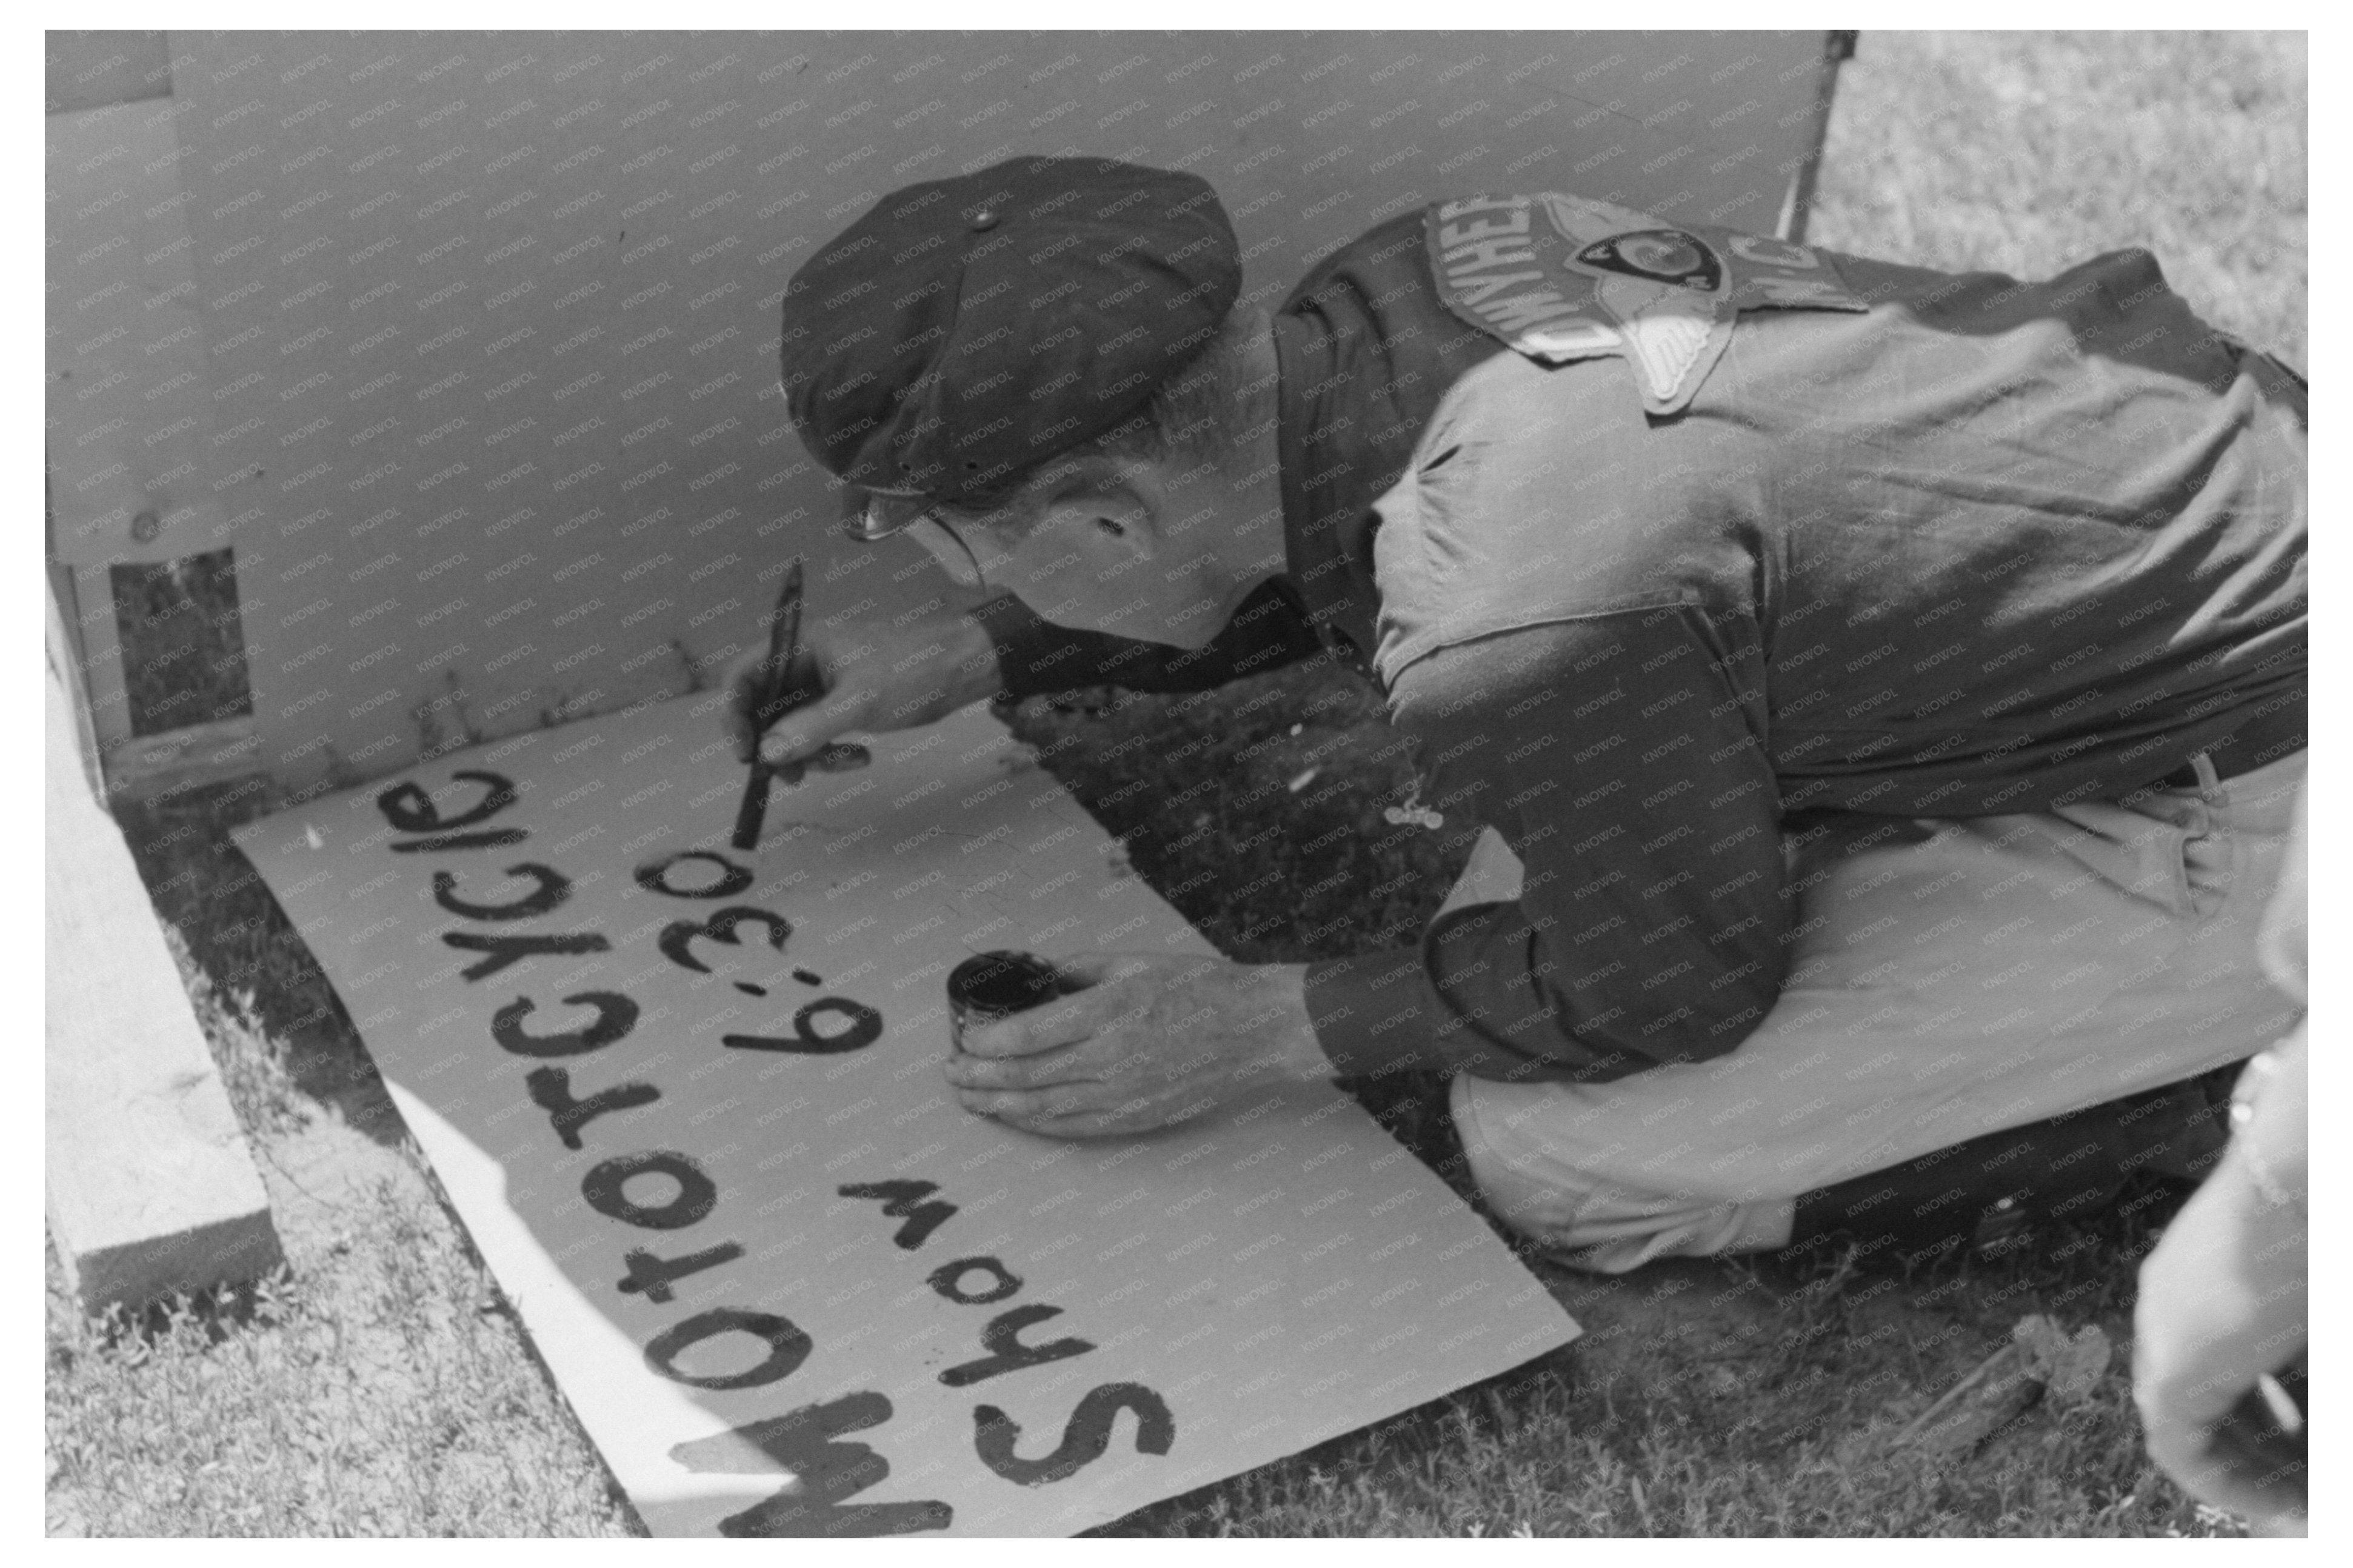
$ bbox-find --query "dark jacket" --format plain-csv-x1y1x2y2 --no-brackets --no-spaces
980,197,2308,1084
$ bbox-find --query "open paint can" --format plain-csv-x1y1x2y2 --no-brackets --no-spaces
946,950,1084,1050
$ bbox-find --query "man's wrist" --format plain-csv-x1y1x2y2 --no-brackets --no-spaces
949,610,1007,706
2230,1029,2308,1213
1253,962,1332,1083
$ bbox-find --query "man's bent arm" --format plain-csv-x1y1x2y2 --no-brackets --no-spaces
1307,610,1791,1082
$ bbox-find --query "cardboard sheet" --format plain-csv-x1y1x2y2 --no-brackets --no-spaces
232,696,1578,1536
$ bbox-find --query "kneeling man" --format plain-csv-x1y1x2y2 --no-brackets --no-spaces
732,156,2306,1271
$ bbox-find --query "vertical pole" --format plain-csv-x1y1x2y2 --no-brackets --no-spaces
1777,31,1859,244
47,561,109,809
68,560,133,783
45,477,112,804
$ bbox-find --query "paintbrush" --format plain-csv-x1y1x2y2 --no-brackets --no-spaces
730,559,806,851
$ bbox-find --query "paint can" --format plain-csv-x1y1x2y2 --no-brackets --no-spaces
946,950,1084,1050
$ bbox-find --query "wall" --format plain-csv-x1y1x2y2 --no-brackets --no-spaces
49,30,1840,796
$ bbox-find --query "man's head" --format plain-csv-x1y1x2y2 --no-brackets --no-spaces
780,157,1286,648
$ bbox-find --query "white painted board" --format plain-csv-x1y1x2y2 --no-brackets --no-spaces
46,649,280,1313
231,695,1578,1536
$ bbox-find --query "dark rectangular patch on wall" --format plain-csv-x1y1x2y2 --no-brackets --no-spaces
110,549,253,738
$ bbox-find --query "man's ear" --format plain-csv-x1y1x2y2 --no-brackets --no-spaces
1028,455,1160,555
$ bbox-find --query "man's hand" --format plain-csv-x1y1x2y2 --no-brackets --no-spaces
944,954,1329,1138
721,603,1003,773
2132,1027,2308,1535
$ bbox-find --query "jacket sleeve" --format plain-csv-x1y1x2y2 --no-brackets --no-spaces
970,579,1326,701
1303,606,1789,1082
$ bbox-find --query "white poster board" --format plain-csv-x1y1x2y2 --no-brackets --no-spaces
233,695,1578,1536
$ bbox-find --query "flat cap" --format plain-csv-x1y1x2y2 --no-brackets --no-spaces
780,156,1241,507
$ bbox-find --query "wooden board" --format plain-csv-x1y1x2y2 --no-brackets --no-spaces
231,696,1578,1536
44,649,281,1313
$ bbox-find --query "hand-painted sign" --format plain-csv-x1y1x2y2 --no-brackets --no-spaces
1426,191,1866,415
233,697,1579,1535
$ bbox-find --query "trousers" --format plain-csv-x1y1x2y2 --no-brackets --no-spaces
1447,749,2308,1272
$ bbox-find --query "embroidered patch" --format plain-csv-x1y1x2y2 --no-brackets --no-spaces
1574,229,1723,292
1424,192,1867,416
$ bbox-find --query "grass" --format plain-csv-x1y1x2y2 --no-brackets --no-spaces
47,30,2303,1538
44,921,635,1538
1096,1213,2230,1538
108,550,253,738
44,1202,632,1537
1806,30,2305,367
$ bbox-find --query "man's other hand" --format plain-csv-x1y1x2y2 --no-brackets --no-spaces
720,604,1003,774
2132,1026,2308,1535
945,954,1329,1137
